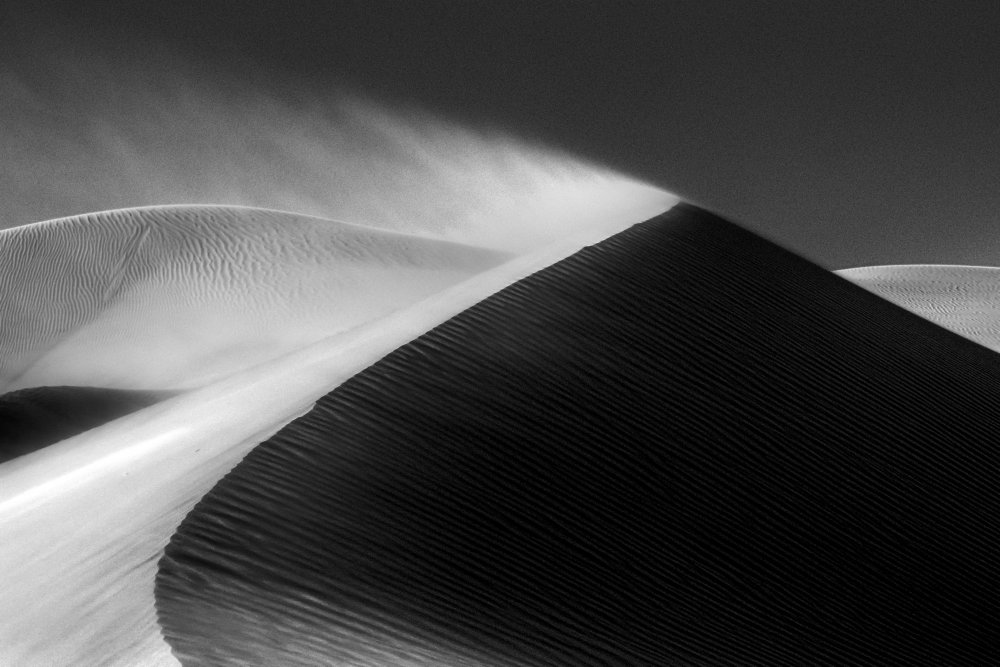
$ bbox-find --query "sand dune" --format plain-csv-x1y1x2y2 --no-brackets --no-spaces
0,386,168,463
0,203,670,666
158,204,1000,665
838,264,1000,352
0,205,509,393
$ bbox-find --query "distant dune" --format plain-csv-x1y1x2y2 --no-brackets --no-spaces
0,386,168,463
838,264,1000,352
0,205,509,392
159,204,1000,665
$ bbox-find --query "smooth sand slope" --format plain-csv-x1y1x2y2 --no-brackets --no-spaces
0,386,169,462
0,199,676,666
0,205,508,392
159,204,1000,666
838,264,1000,352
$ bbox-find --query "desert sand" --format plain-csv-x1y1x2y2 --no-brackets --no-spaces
0,386,169,462
0,205,508,393
159,205,1000,665
839,264,1000,352
0,200,675,665
9,198,1000,664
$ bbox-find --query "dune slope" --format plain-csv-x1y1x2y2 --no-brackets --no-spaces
838,264,1000,352
0,205,657,667
0,386,169,463
0,205,508,392
158,204,1000,666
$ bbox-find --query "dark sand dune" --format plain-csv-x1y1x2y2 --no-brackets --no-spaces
157,204,1000,665
0,386,169,463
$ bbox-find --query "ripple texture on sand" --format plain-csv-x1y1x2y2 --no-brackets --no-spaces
158,204,1000,665
0,205,507,391
839,264,1000,352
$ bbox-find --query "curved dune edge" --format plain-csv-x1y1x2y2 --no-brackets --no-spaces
0,198,677,667
0,386,171,463
158,204,1000,665
0,204,509,393
837,264,1000,352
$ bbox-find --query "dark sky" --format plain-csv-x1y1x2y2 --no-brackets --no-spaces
4,1,999,268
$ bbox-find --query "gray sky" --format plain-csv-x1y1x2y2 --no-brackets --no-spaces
3,1,999,268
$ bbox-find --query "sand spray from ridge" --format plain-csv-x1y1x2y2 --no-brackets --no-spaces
0,35,679,665
1,44,675,392
1,46,672,250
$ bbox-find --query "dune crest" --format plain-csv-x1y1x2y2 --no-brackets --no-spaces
158,204,1000,665
0,198,672,666
0,205,509,392
838,264,1000,352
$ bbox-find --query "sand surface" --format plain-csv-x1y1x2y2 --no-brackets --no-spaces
0,200,675,666
12,197,1000,665
0,386,169,462
839,264,1000,352
159,205,1000,665
0,205,508,393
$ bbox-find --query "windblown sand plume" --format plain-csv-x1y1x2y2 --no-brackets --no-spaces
7,4,1000,665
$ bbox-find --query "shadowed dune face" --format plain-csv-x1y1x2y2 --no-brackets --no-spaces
0,386,170,463
158,204,1000,666
0,204,664,667
0,205,509,392
838,265,1000,352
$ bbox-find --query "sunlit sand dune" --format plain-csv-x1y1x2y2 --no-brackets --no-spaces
10,195,1000,665
0,205,509,393
0,197,675,666
838,264,1000,352
159,204,1000,665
